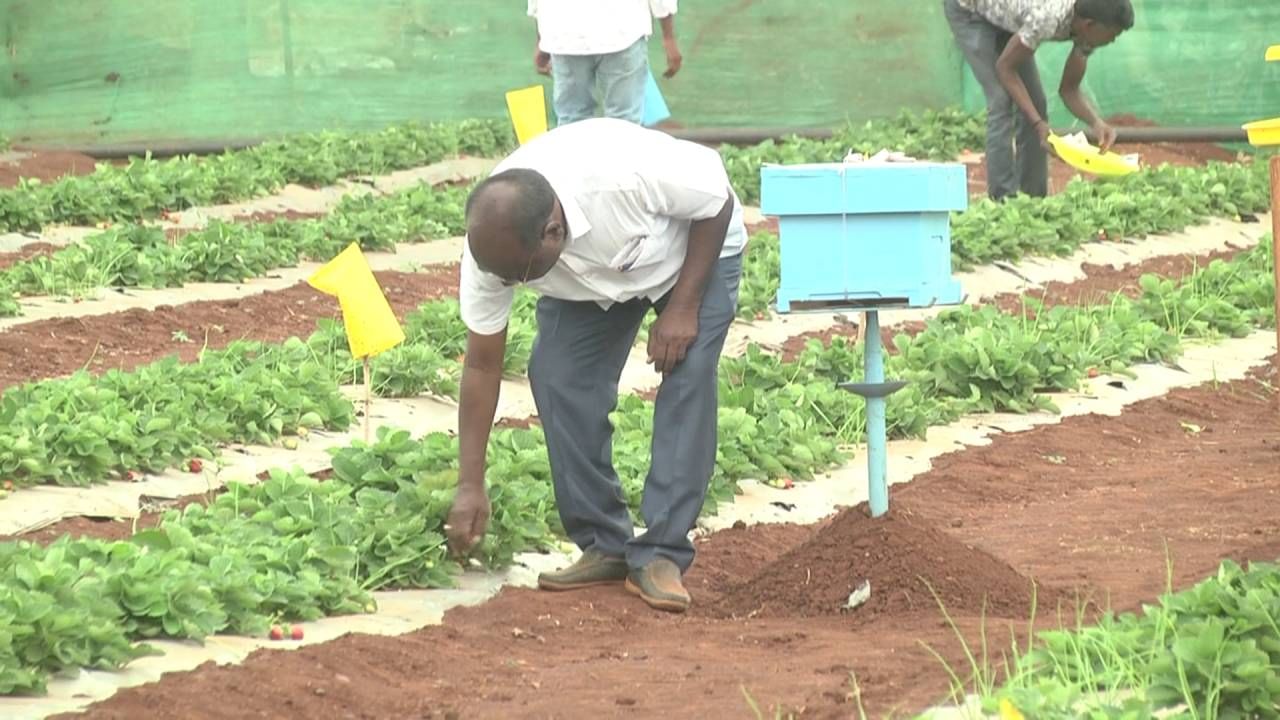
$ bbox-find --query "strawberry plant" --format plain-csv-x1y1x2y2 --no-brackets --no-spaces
989,559,1280,719
1136,238,1276,338
299,290,540,401
951,158,1272,270
329,426,558,574
397,290,538,376
736,231,782,320
0,340,350,488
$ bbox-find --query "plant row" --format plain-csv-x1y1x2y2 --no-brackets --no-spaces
0,339,353,488
977,556,1280,720
0,120,512,234
0,235,1272,693
952,157,1272,270
0,180,471,317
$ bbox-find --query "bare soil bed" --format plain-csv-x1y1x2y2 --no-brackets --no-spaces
0,266,460,391
55,359,1280,720
0,242,62,270
0,149,112,188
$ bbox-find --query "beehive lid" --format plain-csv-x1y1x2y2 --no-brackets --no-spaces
759,161,968,216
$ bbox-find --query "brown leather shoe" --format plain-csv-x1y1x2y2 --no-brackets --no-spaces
537,549,629,591
624,557,691,613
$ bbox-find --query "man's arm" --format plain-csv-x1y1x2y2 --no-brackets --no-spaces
657,14,682,78
634,138,736,372
647,190,732,373
446,328,507,554
665,191,732,312
994,37,1051,145
529,0,550,75
1060,47,1116,149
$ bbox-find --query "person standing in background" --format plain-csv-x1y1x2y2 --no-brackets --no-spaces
528,0,683,126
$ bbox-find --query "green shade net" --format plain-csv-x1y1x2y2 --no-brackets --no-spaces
0,0,1275,148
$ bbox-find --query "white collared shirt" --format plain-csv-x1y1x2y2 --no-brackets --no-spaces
528,0,678,56
460,118,747,336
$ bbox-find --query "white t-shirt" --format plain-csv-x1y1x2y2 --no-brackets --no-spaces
460,118,747,336
528,0,678,56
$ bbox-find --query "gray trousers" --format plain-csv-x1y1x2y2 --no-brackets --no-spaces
944,0,1049,200
527,253,742,572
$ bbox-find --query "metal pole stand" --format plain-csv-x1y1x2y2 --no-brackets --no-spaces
1269,155,1280,370
836,310,907,518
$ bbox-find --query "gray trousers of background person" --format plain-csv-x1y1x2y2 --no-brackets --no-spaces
527,253,742,573
944,0,1049,200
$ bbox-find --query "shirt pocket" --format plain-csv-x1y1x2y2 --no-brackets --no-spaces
608,234,670,273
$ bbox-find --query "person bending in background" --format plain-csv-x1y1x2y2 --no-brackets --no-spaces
944,0,1135,200
528,0,683,126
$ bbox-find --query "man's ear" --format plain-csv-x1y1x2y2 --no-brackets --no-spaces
541,220,567,250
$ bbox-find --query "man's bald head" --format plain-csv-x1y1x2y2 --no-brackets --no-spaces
465,168,558,278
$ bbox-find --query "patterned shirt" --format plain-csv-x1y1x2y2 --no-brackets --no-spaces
956,0,1078,51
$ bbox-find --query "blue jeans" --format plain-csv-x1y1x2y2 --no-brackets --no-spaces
550,37,649,126
944,0,1049,200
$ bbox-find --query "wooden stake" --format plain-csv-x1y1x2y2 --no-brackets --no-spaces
1271,155,1280,369
362,356,372,443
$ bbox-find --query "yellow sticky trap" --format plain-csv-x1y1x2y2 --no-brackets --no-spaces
998,698,1026,720
1048,133,1140,177
1266,45,1280,62
505,85,549,145
307,243,405,359
1244,118,1280,147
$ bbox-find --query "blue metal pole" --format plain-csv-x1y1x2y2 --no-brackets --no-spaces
865,310,888,517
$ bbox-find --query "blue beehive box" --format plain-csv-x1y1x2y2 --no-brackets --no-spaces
760,161,968,313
